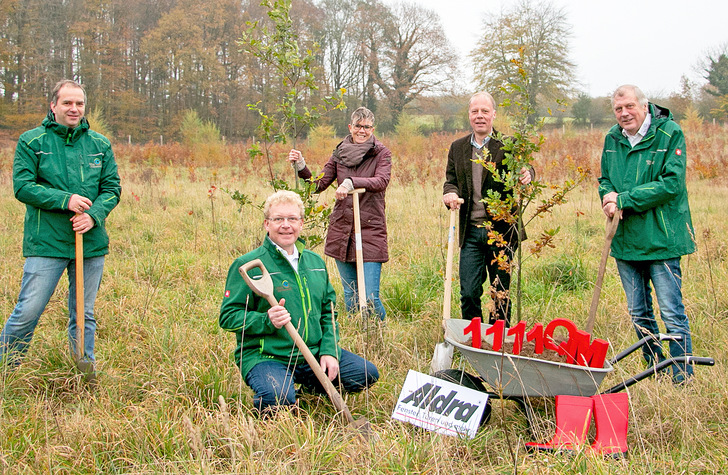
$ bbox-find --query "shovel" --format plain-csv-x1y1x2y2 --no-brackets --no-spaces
349,188,368,319
75,227,85,362
74,222,95,382
585,210,622,334
239,259,371,439
430,199,463,374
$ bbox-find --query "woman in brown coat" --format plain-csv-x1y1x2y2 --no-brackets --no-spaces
288,107,391,320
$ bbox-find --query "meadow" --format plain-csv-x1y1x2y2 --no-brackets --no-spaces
0,124,727,474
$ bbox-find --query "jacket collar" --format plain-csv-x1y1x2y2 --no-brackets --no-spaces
43,109,90,143
263,234,306,256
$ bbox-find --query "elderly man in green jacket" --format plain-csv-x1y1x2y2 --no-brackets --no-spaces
599,84,695,384
220,190,378,413
1,79,121,380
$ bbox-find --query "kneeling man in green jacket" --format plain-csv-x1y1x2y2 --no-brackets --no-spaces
599,84,695,384
220,190,379,412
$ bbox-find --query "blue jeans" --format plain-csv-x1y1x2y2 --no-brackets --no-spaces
335,260,386,321
616,258,693,383
459,226,513,324
1,256,105,365
244,349,379,412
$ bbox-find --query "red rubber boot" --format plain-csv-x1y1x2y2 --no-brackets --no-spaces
526,395,594,452
590,393,629,458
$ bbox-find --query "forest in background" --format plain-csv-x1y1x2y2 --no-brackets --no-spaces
1,0,727,144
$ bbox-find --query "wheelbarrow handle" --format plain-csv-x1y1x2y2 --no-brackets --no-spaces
602,356,715,394
609,333,683,365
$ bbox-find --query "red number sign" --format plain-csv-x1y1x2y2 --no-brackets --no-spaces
464,318,608,369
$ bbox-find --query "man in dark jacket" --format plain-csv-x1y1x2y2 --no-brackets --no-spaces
1,80,121,381
443,92,533,325
599,84,695,384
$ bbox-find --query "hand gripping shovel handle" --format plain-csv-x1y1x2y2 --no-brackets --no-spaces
585,210,622,334
348,188,367,315
239,259,360,428
75,226,85,361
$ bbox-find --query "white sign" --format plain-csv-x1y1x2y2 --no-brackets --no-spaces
392,370,488,439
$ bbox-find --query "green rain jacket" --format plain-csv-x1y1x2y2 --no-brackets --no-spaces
13,111,121,258
598,103,695,261
219,236,340,380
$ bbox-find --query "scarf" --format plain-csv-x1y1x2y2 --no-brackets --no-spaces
333,134,375,167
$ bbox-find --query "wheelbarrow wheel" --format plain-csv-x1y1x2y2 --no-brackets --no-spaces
432,369,492,426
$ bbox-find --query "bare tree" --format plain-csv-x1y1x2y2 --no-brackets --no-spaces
370,1,457,125
470,0,575,121
318,0,359,93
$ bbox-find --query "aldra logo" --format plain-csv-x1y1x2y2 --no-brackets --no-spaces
392,370,487,438
401,382,480,422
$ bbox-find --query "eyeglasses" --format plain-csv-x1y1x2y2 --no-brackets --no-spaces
351,124,373,131
267,216,302,224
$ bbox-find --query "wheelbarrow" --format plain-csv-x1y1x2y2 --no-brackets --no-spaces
434,319,714,432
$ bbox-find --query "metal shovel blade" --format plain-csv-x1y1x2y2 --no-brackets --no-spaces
431,341,454,374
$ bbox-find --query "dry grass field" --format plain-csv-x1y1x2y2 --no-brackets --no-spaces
0,125,727,473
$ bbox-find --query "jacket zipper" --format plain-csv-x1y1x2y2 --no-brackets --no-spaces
292,265,311,342
278,248,311,342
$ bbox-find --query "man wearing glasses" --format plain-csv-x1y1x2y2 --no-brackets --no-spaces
443,92,533,325
220,190,379,413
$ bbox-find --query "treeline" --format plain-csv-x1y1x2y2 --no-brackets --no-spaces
0,0,460,142
2,0,725,144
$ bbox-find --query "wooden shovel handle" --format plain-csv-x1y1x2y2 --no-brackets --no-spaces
239,259,355,423
443,199,464,325
348,188,367,314
75,228,85,360
585,210,622,334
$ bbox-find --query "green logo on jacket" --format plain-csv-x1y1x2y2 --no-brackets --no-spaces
275,280,292,294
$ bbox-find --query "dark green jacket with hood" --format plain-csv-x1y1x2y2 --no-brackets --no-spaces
598,103,695,261
13,111,121,258
219,236,340,380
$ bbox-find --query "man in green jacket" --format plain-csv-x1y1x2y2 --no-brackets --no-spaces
599,84,695,384
1,80,121,380
220,190,378,413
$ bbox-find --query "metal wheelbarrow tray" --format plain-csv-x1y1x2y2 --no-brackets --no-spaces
440,319,714,433
444,319,714,398
444,319,610,398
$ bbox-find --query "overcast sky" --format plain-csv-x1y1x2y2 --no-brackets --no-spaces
398,0,727,98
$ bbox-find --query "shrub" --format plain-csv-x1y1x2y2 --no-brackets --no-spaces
86,107,112,139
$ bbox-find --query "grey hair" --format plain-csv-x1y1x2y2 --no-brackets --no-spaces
611,85,648,108
350,106,375,126
263,190,305,219
50,79,87,105
469,91,496,110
